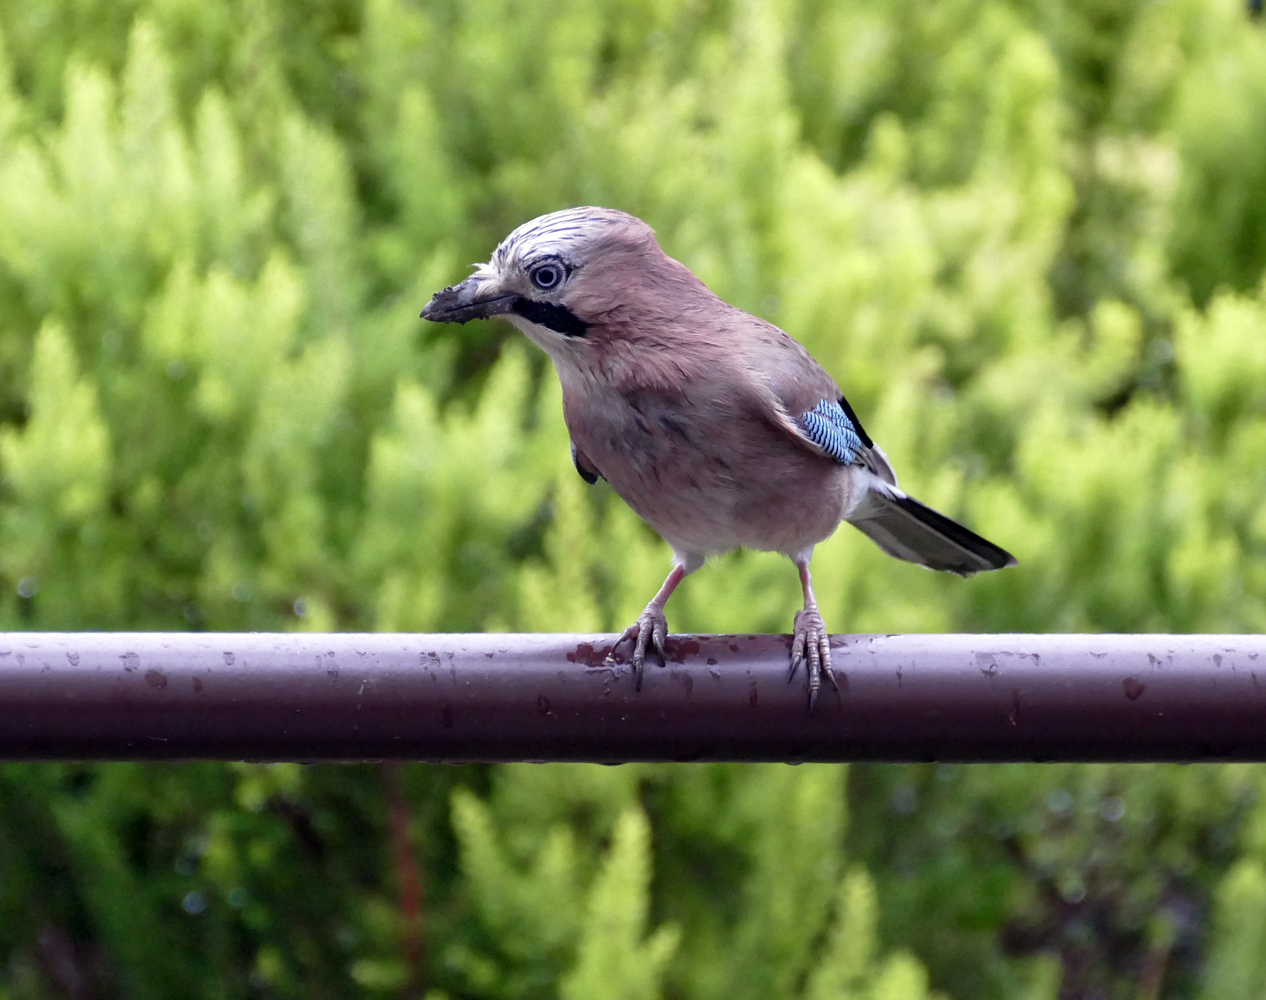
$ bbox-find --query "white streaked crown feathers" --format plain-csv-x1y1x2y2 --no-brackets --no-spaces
474,206,648,279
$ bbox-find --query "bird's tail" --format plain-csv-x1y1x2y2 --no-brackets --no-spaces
847,484,1016,577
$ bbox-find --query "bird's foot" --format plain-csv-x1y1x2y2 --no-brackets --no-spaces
789,607,836,710
605,605,668,690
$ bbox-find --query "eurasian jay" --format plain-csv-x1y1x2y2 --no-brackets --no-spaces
422,207,1015,706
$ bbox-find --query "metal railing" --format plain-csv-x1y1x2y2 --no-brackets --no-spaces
0,632,1262,762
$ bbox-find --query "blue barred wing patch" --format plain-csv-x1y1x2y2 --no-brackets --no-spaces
796,399,863,465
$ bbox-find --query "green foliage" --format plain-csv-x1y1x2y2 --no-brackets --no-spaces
558,809,679,1000
439,763,927,1000
0,0,1265,998
807,869,953,1000
1197,860,1266,1000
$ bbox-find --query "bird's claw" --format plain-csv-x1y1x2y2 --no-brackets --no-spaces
789,607,835,710
606,606,669,690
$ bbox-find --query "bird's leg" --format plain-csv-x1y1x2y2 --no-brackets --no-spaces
606,564,686,690
789,559,836,710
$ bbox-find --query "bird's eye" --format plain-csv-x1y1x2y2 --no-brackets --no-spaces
530,263,562,291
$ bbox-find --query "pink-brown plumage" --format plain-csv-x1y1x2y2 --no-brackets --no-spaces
560,307,856,566
421,206,1016,707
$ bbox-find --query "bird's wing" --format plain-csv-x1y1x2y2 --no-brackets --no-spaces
763,371,1012,572
789,396,900,486
794,398,865,464
740,319,898,486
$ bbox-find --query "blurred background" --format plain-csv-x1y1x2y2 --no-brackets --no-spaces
0,0,1264,997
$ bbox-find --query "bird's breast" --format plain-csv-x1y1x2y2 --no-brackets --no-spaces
560,378,852,558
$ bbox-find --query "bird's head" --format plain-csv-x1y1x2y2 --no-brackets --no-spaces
421,207,699,356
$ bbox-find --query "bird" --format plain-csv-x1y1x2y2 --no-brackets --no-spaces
422,207,1016,707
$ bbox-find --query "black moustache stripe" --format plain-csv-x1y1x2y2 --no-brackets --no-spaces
512,297,589,338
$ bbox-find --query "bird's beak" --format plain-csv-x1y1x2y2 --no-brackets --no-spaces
420,277,517,324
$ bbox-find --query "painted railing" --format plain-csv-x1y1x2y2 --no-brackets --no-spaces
0,632,1261,761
